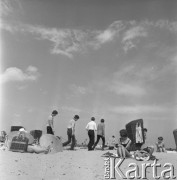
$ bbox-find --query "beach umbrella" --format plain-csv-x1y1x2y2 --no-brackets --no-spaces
39,134,63,153
7,131,34,144
173,129,177,150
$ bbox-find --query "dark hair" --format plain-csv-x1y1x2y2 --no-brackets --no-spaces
91,117,95,121
120,129,128,137
112,135,115,138
101,119,104,123
143,128,147,132
74,115,80,119
158,136,163,140
52,110,58,115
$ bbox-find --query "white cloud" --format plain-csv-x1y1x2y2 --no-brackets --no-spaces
0,0,22,17
1,20,177,57
0,66,40,83
110,105,170,114
110,82,146,96
69,84,92,96
122,26,147,52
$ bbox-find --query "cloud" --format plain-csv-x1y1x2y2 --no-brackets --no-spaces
1,20,177,58
95,21,124,44
110,105,170,115
70,84,87,95
0,66,40,83
122,26,147,52
0,0,22,17
109,82,146,96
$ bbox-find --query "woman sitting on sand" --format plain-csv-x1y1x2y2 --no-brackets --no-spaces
117,129,132,158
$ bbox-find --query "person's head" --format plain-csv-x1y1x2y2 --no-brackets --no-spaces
1,131,6,137
74,115,80,121
120,129,128,138
143,128,147,138
158,136,163,143
91,117,95,121
112,135,115,138
52,110,58,116
101,119,104,123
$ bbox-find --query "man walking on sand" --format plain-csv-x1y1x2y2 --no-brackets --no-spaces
92,119,105,150
46,110,58,135
86,117,97,151
63,115,80,150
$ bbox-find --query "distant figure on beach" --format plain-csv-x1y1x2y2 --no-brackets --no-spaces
86,117,97,151
46,110,58,135
0,131,7,143
62,115,80,150
108,135,116,150
156,136,166,152
92,119,105,150
117,129,132,158
141,128,154,157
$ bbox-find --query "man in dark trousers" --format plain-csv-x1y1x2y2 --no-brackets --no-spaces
93,119,105,150
86,117,97,151
62,115,80,150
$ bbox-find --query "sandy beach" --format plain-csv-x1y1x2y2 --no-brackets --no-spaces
0,149,177,180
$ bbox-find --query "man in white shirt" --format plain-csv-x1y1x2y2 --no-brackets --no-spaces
63,115,80,150
46,110,58,135
86,117,97,151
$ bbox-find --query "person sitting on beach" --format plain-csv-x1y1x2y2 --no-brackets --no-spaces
108,135,116,150
0,131,7,143
156,136,166,153
117,129,132,158
141,128,154,157
92,119,105,150
46,110,58,135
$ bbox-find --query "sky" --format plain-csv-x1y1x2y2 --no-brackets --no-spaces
0,0,177,148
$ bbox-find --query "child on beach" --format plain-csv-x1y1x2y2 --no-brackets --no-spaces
108,135,116,150
156,136,166,152
117,129,132,158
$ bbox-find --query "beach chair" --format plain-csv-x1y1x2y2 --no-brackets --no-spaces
11,126,24,132
173,129,177,151
30,130,42,142
126,119,145,151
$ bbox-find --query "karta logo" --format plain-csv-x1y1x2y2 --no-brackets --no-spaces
104,157,176,179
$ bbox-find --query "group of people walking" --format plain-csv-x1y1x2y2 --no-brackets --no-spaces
46,110,105,151
46,110,160,160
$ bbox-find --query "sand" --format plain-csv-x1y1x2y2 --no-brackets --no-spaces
0,149,177,180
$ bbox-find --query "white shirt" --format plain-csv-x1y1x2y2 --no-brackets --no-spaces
46,115,54,127
67,119,76,129
67,119,76,135
86,121,97,131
